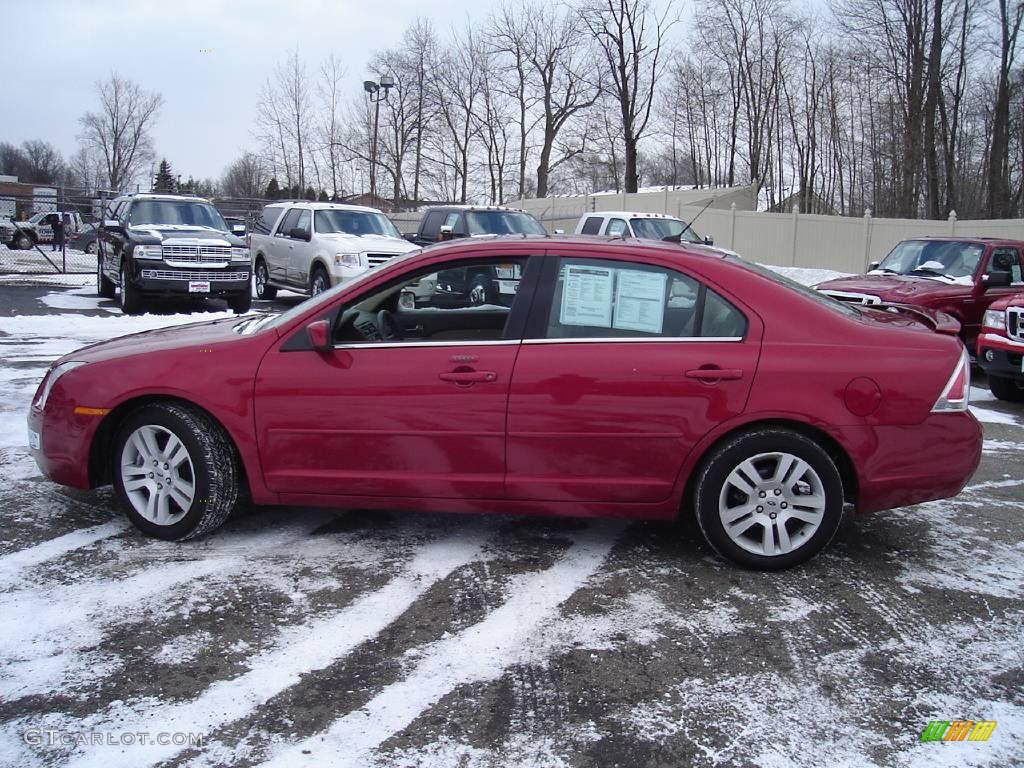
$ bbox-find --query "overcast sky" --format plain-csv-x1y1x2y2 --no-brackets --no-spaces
4,0,479,183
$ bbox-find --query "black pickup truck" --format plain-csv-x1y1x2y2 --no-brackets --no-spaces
407,206,545,306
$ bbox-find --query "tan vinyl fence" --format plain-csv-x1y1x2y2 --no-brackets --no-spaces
388,186,1024,274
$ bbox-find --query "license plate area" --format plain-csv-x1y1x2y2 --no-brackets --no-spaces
188,281,211,293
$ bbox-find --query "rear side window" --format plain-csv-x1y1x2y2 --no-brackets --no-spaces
255,206,283,235
543,257,747,340
580,217,602,235
420,211,446,240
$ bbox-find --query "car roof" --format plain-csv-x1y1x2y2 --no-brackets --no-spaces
424,233,729,259
904,236,1024,247
423,204,531,214
119,193,211,203
581,211,682,220
265,201,383,214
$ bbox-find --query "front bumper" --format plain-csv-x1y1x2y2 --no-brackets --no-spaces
977,334,1024,382
130,261,251,297
28,403,101,490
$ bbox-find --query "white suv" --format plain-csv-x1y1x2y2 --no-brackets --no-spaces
574,211,740,257
249,202,418,298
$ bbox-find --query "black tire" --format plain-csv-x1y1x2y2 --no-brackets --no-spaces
112,402,239,541
693,428,845,570
13,231,31,250
310,265,329,296
988,374,1024,402
119,260,143,314
228,289,252,314
97,256,116,298
254,258,277,300
468,273,492,306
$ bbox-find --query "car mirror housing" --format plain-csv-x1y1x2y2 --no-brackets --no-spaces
306,319,332,352
703,235,715,246
982,270,1012,289
290,227,311,242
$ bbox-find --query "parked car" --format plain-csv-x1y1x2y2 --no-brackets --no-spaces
28,210,85,243
96,193,252,314
29,237,980,570
0,217,35,250
574,211,739,256
68,222,100,254
409,206,546,303
815,237,1024,351
976,291,1024,401
249,201,418,299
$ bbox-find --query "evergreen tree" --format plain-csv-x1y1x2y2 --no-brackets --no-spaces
265,178,280,199
289,184,301,199
153,159,175,193
304,186,316,201
318,189,329,202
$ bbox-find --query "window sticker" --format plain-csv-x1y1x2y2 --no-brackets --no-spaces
560,265,614,327
613,269,667,334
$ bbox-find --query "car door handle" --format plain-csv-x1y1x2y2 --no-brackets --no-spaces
685,367,743,382
439,370,497,384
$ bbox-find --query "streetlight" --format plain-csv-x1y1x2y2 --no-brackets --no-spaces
363,74,394,204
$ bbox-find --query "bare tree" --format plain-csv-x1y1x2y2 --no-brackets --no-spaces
221,153,269,198
78,73,162,191
987,0,1024,216
19,141,65,184
255,51,313,192
583,0,673,193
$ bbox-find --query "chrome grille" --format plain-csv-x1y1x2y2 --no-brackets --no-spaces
141,269,248,281
1008,307,1024,342
162,245,232,257
366,253,394,268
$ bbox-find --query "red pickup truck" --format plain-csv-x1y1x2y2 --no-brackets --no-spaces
976,292,1024,401
815,238,1024,352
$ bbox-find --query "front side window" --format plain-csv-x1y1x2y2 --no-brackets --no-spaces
294,209,311,236
333,257,530,345
544,257,747,340
128,200,228,230
986,248,1023,283
314,209,402,238
605,218,628,237
276,208,301,235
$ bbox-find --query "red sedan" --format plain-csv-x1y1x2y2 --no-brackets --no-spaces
28,237,981,569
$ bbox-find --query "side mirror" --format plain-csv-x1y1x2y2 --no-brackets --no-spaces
103,219,121,230
290,227,311,241
868,260,880,271
703,235,715,246
438,225,453,242
983,270,1012,289
306,319,332,352
553,228,565,235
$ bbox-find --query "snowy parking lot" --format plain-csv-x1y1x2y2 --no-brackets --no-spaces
0,274,1022,767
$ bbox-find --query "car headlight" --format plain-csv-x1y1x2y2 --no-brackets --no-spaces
334,252,362,267
983,309,1006,330
33,361,89,410
230,247,249,262
133,245,163,259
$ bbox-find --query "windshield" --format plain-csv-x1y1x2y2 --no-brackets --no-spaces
730,257,862,317
875,240,983,280
629,217,702,243
464,211,545,236
315,209,402,238
129,200,228,230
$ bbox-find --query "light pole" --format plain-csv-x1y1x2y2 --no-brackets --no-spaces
363,75,394,205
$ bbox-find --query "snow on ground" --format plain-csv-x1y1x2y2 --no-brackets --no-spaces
0,244,94,274
0,287,1021,768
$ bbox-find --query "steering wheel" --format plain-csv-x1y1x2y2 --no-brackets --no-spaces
376,309,402,341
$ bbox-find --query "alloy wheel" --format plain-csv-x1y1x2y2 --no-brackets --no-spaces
119,424,196,525
717,451,826,557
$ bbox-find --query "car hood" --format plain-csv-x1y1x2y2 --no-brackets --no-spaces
986,291,1024,311
128,224,243,246
58,315,262,366
318,233,417,253
816,273,971,300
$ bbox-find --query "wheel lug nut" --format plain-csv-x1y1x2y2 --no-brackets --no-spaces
781,502,788,509
164,463,169,470
759,491,766,498
152,460,158,466
770,512,777,520
774,489,781,495
157,483,163,490
756,506,764,513
148,472,154,478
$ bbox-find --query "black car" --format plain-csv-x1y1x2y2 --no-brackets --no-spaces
68,222,99,254
97,194,252,314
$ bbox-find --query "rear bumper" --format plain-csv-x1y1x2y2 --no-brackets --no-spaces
977,335,1024,382
835,412,982,514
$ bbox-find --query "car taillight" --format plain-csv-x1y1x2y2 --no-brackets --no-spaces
931,346,970,413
